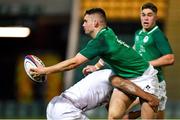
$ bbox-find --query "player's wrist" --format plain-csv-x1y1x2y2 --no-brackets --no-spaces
99,60,104,66
44,67,50,74
94,65,100,70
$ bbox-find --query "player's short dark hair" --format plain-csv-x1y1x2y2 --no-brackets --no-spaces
85,8,107,21
141,2,158,13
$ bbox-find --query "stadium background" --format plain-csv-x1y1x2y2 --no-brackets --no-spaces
0,0,179,119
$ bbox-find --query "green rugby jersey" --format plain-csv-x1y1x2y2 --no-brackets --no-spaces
134,25,173,82
80,27,149,78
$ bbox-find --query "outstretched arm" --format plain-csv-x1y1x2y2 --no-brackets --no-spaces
30,53,88,76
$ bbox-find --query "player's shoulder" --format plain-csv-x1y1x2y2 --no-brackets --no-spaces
98,28,116,41
101,27,114,36
150,26,163,34
151,26,167,38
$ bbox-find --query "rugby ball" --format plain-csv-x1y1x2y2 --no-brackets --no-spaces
24,55,47,83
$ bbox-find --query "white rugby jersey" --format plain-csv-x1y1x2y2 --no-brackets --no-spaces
63,69,114,111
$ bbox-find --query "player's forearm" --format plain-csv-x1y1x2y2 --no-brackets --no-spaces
45,58,79,74
149,54,175,67
110,76,157,101
117,79,149,100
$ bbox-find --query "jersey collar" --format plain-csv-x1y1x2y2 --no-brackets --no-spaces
96,27,108,38
139,25,158,35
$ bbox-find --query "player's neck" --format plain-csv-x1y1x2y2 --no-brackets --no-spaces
97,26,108,37
90,26,105,38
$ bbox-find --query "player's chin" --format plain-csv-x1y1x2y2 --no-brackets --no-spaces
84,30,90,34
143,24,150,29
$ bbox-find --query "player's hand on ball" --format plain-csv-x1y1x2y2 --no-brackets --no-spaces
24,55,47,83
30,66,46,78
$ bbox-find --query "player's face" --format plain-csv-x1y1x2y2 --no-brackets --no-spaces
140,8,157,31
82,14,95,35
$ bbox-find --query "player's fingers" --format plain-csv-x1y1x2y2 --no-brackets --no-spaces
30,68,36,72
86,66,96,72
83,67,91,72
152,106,158,113
29,71,35,75
32,74,40,79
31,74,36,78
82,67,87,73
83,69,90,76
148,101,159,113
82,68,87,75
29,71,39,78
149,102,158,107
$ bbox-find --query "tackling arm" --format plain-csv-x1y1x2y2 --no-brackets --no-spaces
109,75,159,112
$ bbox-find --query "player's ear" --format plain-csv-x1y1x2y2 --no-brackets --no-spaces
154,13,158,21
94,19,99,28
155,15,158,21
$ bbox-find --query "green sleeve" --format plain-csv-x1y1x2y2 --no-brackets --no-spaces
153,30,173,55
80,38,107,60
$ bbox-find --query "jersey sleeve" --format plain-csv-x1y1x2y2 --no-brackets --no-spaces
153,30,173,55
79,38,107,60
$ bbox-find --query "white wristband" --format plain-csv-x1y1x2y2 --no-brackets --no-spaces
99,60,104,66
95,65,100,70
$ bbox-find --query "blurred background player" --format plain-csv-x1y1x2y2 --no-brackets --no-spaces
129,2,174,119
30,8,159,119
120,2,175,119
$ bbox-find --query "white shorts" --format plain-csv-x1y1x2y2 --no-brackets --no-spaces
126,81,167,112
158,80,167,111
129,65,159,97
46,95,89,120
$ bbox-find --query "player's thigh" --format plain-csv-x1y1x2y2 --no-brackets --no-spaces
141,101,155,119
108,89,133,117
126,97,140,112
156,110,165,119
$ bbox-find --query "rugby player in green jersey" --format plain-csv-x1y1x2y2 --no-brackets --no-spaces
122,2,175,119
30,8,160,119
89,2,175,119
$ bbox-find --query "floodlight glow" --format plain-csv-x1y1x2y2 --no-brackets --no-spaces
0,27,30,38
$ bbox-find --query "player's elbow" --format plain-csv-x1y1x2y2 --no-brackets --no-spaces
74,53,89,65
167,54,175,65
69,58,81,69
70,56,87,69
